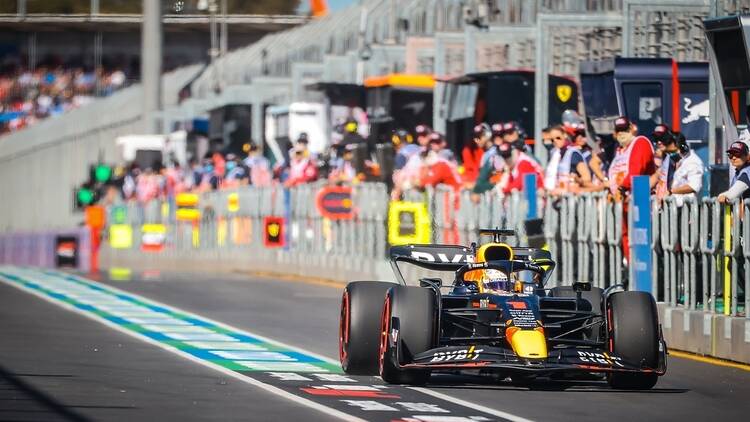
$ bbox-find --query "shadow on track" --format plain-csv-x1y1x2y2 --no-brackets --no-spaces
0,364,91,422
426,373,689,394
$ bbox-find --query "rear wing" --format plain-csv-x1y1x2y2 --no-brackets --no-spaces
388,244,551,284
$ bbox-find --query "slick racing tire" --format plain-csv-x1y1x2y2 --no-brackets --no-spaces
606,291,660,390
549,286,604,341
379,285,436,385
340,281,394,375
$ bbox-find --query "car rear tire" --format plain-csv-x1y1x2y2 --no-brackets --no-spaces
379,285,436,385
606,291,660,390
339,281,394,375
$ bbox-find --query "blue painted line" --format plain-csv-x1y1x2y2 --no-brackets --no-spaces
0,267,340,374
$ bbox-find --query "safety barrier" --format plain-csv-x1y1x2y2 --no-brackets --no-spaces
100,182,747,320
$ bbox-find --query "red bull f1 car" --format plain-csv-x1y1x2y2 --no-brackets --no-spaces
339,229,667,389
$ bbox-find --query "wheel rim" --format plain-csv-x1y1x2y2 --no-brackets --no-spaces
339,290,350,365
378,294,391,376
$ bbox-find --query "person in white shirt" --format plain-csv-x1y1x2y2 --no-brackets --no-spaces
667,132,704,206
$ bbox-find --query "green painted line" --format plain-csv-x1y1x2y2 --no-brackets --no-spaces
0,266,341,374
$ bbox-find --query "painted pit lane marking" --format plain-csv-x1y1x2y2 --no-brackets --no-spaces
0,267,534,422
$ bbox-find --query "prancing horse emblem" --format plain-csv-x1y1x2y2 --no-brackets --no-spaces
556,85,573,103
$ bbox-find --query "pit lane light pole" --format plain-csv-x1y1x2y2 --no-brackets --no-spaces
198,0,225,94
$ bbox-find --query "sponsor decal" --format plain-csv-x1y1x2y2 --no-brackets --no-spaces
556,84,573,103
576,350,625,367
507,308,537,328
388,201,431,245
54,236,78,268
430,346,484,363
506,301,527,310
263,216,285,248
410,251,474,263
315,186,354,220
141,224,166,252
301,385,400,399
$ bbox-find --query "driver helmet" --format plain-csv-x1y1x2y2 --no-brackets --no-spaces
465,243,514,293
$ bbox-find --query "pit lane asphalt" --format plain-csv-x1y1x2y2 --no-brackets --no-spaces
4,269,750,421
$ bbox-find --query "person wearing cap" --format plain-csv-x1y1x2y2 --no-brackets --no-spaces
243,143,272,187
284,144,319,187
650,124,678,200
392,129,418,170
718,141,750,203
550,125,592,195
329,143,362,184
428,132,456,163
495,140,544,194
223,153,249,188
416,147,462,192
501,122,521,145
339,119,366,149
667,132,704,206
608,116,656,261
415,124,432,147
462,123,491,185
608,116,656,197
472,137,508,200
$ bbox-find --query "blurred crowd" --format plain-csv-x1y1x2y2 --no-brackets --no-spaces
0,64,128,134
111,114,711,212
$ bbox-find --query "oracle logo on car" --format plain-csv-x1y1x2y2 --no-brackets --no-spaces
430,346,484,362
410,251,474,263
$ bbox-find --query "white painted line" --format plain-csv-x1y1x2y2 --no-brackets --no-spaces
0,270,364,422
410,387,536,422
6,268,536,422
49,270,342,366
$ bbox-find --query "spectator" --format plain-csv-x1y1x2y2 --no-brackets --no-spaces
0,64,129,134
223,153,249,188
608,116,656,261
495,141,544,194
501,122,523,145
543,126,562,191
471,123,509,198
651,124,677,200
427,132,455,163
329,143,361,184
338,119,366,149
550,125,592,195
414,124,432,148
392,129,419,170
608,116,656,198
462,123,491,185
416,148,462,192
668,132,704,206
243,143,272,187
284,146,318,187
718,141,750,203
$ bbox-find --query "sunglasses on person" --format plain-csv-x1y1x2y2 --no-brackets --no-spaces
727,151,745,159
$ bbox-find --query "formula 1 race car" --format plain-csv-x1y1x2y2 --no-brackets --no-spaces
339,229,667,389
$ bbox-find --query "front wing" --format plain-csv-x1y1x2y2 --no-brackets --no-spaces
390,343,668,376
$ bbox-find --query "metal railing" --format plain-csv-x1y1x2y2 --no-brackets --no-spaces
103,182,748,318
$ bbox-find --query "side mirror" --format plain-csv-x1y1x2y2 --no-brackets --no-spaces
572,280,591,292
419,277,442,288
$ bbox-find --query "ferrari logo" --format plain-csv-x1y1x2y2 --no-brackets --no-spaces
556,84,573,103
268,223,280,237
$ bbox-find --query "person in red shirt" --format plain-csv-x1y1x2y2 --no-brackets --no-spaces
607,116,656,261
461,123,491,185
496,141,544,194
417,136,462,191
